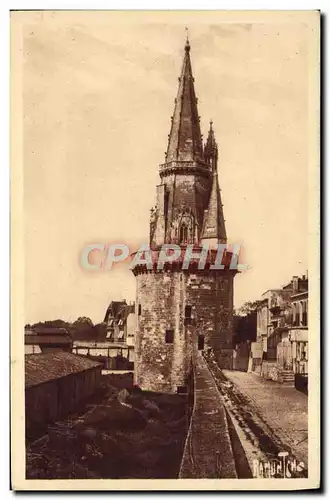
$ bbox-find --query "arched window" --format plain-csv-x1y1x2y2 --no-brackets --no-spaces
179,224,188,243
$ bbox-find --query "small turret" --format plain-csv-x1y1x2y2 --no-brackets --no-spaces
201,121,227,246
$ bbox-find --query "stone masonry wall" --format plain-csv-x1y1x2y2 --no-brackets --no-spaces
135,269,235,393
134,272,187,392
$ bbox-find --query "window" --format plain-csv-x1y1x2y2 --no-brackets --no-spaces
138,304,142,316
179,224,188,244
184,305,192,325
165,329,174,344
302,301,307,326
106,330,114,341
185,305,192,318
198,335,205,351
293,302,300,326
297,304,301,326
303,342,308,361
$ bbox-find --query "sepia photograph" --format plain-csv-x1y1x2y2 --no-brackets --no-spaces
10,10,320,490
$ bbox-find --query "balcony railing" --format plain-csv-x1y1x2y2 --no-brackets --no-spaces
269,305,282,316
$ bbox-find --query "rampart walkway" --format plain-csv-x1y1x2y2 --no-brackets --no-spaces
179,351,237,478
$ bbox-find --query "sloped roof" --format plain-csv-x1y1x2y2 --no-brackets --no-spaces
33,327,70,336
104,300,127,323
25,334,72,345
201,169,227,243
104,301,135,323
25,352,101,389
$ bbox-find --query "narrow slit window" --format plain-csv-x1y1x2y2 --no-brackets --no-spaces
184,305,192,326
185,306,192,318
165,329,174,344
138,304,142,316
198,335,205,351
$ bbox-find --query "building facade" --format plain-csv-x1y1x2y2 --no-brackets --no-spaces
132,40,237,393
252,274,308,385
288,289,308,375
103,300,135,343
256,298,269,354
263,288,294,361
69,301,136,370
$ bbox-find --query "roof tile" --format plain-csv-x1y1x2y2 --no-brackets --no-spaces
25,352,101,388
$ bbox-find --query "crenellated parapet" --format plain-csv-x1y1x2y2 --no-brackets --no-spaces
131,247,239,276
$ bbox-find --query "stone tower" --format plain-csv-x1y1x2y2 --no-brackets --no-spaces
131,39,238,393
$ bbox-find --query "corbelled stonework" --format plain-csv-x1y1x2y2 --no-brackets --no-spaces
132,40,237,393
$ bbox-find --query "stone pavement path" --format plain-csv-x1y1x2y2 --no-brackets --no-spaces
179,352,237,478
222,370,308,467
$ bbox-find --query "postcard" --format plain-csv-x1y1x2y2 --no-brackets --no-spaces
11,10,320,490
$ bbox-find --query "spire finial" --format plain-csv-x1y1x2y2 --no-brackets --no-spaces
185,27,190,52
210,119,213,130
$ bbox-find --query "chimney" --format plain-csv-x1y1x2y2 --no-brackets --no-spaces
292,276,299,292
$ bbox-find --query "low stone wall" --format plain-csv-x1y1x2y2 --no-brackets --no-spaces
179,351,237,479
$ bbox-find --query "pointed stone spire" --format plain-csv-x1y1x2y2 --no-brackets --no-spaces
165,39,204,163
202,122,227,245
204,120,218,170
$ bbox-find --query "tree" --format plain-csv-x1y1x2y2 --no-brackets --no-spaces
233,313,257,344
93,322,107,341
71,317,94,341
73,317,94,327
32,319,71,329
235,300,262,317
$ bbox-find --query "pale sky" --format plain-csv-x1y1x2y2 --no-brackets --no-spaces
23,12,310,324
